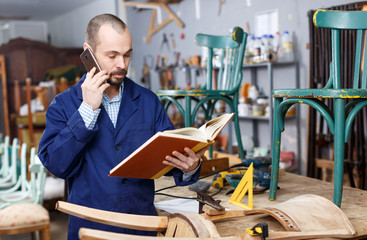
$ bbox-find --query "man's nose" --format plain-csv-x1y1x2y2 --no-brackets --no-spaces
116,56,126,69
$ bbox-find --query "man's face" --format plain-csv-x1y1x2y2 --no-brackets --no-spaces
93,24,132,86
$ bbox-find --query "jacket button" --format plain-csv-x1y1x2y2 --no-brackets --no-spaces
115,145,120,150
122,179,127,184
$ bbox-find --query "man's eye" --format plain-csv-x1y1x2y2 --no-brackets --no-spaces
108,55,115,59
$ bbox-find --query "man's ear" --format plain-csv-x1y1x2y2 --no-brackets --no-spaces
83,43,91,51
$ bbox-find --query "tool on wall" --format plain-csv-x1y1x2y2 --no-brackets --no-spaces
218,0,226,16
141,55,153,89
124,1,185,43
170,33,176,49
160,33,170,52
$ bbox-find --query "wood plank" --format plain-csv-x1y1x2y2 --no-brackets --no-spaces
204,151,242,165
200,157,229,177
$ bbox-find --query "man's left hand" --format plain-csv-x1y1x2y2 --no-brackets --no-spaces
163,146,209,173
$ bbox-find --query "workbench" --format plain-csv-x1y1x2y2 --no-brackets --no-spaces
154,172,367,239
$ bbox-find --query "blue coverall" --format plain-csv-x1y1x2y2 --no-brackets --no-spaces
38,75,200,239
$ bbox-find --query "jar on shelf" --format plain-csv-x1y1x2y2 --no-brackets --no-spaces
238,97,252,116
252,104,265,116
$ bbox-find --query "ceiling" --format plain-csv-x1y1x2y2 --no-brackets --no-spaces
0,0,98,21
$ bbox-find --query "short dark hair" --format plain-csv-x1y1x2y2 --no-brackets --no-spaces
85,14,127,50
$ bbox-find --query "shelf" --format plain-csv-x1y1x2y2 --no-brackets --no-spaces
239,61,301,173
239,115,270,120
239,115,296,121
243,61,296,68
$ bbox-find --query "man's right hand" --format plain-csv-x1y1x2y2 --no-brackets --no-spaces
81,67,110,110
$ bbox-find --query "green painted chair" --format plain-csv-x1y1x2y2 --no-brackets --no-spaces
0,138,19,190
157,27,247,160
269,9,367,207
0,136,10,178
0,144,46,209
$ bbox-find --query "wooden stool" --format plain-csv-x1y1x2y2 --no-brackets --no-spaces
0,203,50,240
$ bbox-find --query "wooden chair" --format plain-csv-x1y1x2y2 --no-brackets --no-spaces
0,202,50,240
157,27,247,160
15,78,48,151
269,10,367,207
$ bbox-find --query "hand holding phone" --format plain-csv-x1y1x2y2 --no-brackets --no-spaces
80,48,102,73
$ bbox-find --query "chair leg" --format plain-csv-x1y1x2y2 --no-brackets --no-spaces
233,113,245,160
269,98,282,201
184,96,192,127
39,225,51,240
333,99,345,207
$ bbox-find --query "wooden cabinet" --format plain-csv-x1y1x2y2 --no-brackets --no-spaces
0,37,84,139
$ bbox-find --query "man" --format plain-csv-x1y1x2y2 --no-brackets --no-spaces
38,14,206,239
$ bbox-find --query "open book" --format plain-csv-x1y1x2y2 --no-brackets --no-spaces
109,112,235,179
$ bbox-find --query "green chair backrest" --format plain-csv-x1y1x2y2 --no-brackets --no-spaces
314,10,367,90
29,147,46,205
195,27,247,93
0,138,19,186
0,136,10,177
19,143,29,193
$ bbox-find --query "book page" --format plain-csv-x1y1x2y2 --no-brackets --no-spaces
163,127,207,141
199,113,234,140
163,113,234,141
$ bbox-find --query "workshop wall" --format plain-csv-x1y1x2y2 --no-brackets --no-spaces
46,0,359,176
125,0,358,175
48,0,118,48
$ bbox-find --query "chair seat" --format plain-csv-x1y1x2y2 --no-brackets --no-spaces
273,88,367,98
157,89,235,97
0,203,49,230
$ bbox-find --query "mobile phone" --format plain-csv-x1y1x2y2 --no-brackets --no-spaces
80,48,102,73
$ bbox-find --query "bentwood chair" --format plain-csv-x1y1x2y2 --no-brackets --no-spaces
269,9,367,207
0,144,47,209
157,27,247,160
0,138,19,190
0,146,50,240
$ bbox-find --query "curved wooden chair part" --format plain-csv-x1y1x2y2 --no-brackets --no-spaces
269,9,367,207
156,27,247,160
56,194,356,240
56,201,168,232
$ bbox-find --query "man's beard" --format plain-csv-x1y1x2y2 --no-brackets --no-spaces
107,69,128,86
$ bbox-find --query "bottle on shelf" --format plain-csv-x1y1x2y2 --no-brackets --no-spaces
252,37,262,63
278,30,294,63
260,34,267,63
266,34,274,62
272,31,281,61
244,34,254,64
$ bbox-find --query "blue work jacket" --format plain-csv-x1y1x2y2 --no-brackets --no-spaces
38,75,200,239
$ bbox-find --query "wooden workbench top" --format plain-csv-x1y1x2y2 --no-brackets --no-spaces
154,172,367,239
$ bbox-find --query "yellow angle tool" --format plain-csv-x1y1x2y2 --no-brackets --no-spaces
228,163,253,210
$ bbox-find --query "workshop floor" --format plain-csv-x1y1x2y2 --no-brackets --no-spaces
3,210,69,240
